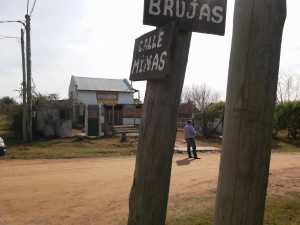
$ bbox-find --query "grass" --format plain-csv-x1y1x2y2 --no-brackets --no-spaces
272,130,300,153
168,196,300,225
0,114,11,137
2,136,137,159
0,113,138,159
0,112,299,159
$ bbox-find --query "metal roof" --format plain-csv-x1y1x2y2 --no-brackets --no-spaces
72,76,135,93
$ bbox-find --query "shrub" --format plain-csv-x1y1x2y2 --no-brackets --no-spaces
273,101,300,139
194,102,225,138
9,105,23,140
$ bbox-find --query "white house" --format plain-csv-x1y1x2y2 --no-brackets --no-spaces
69,76,138,126
69,76,135,105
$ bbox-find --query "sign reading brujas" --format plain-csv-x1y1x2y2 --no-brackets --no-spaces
144,0,227,35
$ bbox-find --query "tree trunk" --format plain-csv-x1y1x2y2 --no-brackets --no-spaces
214,0,286,225
127,30,192,225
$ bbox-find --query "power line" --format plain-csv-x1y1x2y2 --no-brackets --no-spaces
0,34,19,41
0,20,26,27
26,0,30,14
0,35,19,39
29,0,38,16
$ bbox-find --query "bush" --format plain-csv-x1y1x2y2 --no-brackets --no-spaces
0,96,18,114
273,101,300,139
9,105,23,140
194,102,225,138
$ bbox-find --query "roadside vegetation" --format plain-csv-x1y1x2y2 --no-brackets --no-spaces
0,91,299,160
168,196,300,225
1,136,137,159
0,114,10,137
272,130,300,153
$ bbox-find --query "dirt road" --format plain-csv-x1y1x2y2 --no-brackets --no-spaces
1,153,300,225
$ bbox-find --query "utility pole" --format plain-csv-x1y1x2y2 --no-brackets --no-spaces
25,14,32,142
214,1,286,225
127,29,192,225
21,28,27,142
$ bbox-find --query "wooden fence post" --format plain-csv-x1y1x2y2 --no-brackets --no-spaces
127,29,192,225
214,0,286,225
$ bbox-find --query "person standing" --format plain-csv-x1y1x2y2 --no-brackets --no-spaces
183,121,199,159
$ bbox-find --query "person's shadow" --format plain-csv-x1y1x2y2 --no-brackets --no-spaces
176,157,198,166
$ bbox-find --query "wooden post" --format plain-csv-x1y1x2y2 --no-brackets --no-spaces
112,104,115,126
214,1,286,225
21,28,27,142
127,29,192,225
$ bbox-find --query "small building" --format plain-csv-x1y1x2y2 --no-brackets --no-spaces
177,101,194,128
69,76,140,129
34,100,72,138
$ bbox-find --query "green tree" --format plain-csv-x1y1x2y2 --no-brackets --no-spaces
273,101,300,139
0,96,18,114
182,84,224,138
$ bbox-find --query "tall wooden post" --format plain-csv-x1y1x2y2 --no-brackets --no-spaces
21,28,27,142
25,14,32,141
214,1,286,225
127,30,192,225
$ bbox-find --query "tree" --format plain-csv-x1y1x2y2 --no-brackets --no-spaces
0,96,17,105
182,84,222,137
32,93,60,106
0,96,18,114
277,73,300,103
182,84,220,109
273,101,300,139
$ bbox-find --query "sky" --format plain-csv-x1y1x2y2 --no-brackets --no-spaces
0,0,299,101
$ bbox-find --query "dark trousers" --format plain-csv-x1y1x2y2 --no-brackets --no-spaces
186,138,198,158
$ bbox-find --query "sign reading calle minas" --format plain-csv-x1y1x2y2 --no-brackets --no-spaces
144,0,227,35
130,24,175,81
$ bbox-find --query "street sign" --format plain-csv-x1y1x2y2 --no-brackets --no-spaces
144,0,227,35
130,24,176,81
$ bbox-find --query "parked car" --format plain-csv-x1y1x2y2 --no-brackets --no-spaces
0,137,7,156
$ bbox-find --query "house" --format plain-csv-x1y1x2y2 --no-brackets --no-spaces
69,76,139,127
177,101,194,128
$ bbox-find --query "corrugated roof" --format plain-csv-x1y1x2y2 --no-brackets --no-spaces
73,76,135,93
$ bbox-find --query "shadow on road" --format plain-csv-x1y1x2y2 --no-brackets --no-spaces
176,157,199,166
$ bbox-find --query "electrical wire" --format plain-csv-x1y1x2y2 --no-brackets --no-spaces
0,20,25,26
29,0,38,16
0,35,19,40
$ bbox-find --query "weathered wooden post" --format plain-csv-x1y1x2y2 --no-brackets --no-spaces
128,1,227,225
128,28,192,225
214,0,286,225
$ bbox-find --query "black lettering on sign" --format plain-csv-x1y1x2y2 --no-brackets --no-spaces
144,0,227,35
130,24,176,81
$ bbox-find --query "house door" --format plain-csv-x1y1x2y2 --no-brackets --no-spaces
87,105,99,136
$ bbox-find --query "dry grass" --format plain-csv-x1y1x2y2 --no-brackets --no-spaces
3,136,138,159
1,113,299,160
167,196,300,225
272,130,300,153
0,114,10,137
